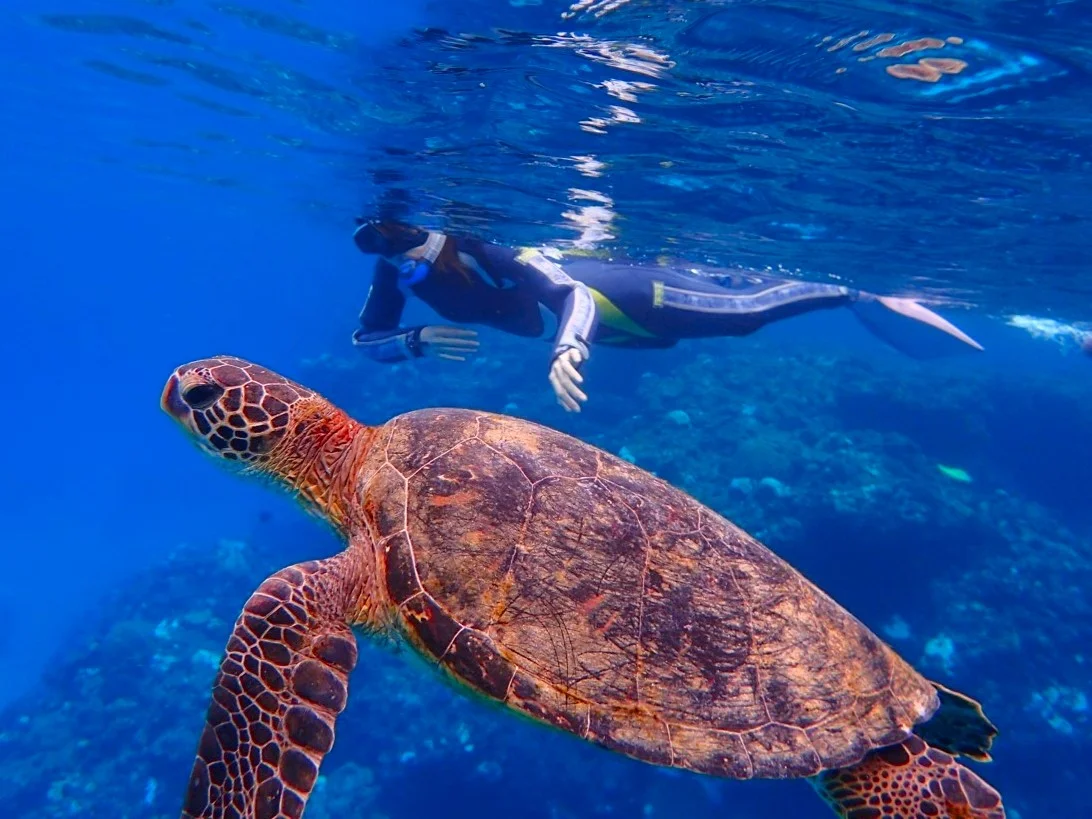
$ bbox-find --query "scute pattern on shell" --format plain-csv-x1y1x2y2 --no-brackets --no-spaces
366,408,940,779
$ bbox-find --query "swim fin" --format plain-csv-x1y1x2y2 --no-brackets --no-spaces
850,295,984,358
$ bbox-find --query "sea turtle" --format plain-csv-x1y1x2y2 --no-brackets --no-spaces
161,355,1006,819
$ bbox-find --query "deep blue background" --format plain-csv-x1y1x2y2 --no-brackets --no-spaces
0,0,411,702
1,1,1090,817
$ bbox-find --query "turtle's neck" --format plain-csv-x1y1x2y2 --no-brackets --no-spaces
266,398,375,535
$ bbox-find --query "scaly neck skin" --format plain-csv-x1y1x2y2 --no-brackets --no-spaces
264,399,375,535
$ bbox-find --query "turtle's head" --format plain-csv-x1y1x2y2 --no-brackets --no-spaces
163,356,367,530
161,356,319,467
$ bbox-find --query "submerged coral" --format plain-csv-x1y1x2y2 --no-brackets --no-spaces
1,337,1090,817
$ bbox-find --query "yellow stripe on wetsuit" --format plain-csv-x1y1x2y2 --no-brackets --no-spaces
587,287,657,339
517,246,657,341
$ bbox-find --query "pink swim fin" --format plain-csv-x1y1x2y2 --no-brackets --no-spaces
850,295,984,358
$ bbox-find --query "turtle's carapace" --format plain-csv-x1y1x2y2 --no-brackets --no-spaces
163,356,1004,819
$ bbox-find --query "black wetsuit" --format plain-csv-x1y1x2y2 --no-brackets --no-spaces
567,258,855,346
352,238,598,363
352,236,856,362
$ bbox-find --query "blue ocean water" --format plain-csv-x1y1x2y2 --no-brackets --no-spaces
1,0,1089,817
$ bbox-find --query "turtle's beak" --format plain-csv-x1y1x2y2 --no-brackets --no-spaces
161,374,187,420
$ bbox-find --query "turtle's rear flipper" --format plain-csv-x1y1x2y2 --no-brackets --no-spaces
811,734,1005,818
850,295,984,358
915,682,998,762
181,553,360,819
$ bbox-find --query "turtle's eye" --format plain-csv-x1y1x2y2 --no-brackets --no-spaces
182,382,225,410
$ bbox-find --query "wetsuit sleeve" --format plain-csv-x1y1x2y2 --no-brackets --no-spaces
476,243,599,361
351,259,426,363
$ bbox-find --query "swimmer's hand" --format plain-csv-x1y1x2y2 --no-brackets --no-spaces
549,347,588,412
420,326,480,361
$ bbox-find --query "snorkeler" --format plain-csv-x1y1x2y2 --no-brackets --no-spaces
351,219,983,412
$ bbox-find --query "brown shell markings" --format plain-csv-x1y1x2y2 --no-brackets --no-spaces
361,408,939,780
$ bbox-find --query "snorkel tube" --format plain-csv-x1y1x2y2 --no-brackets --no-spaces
399,258,431,285
397,231,446,286
353,219,447,287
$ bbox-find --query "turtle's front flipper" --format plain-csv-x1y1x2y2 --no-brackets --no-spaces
181,553,361,819
811,734,1005,818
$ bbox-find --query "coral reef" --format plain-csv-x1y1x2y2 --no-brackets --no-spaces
1,337,1089,817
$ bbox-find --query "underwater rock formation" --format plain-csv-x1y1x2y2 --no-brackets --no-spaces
1,338,1089,817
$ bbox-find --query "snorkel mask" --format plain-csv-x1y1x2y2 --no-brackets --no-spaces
353,219,446,286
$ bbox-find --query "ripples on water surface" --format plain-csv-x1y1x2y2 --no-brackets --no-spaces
1,3,1091,818
7,0,1090,317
